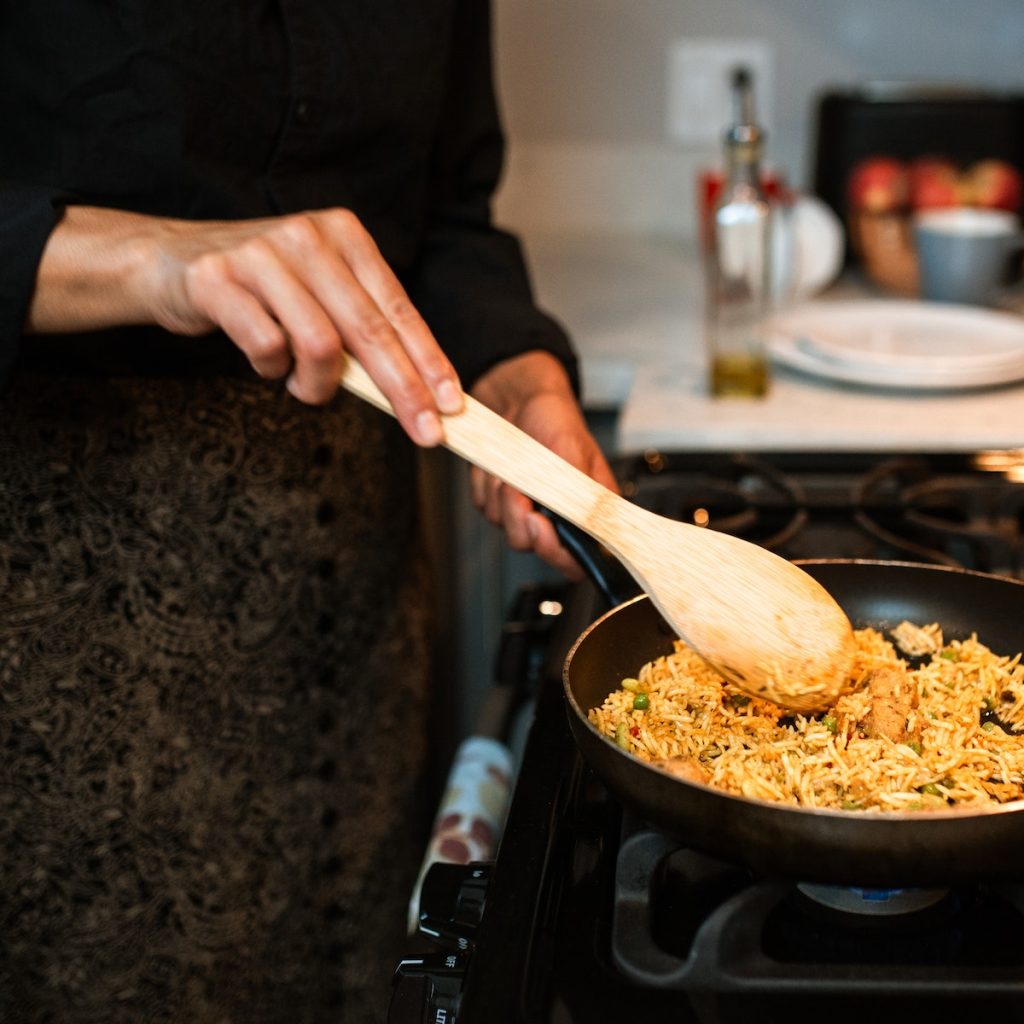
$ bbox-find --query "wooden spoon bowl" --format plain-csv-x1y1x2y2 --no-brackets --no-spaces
340,359,855,712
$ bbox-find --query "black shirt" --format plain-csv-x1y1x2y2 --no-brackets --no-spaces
0,0,576,390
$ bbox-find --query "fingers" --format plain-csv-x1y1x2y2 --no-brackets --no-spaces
195,272,294,380
176,210,462,445
527,510,585,581
280,212,463,439
470,468,585,581
317,212,463,414
192,242,342,400
307,266,448,442
466,353,621,577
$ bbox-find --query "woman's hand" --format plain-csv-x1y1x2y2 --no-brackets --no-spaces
28,206,463,446
469,351,618,579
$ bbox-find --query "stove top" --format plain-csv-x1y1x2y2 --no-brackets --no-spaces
393,450,1024,1023
618,450,1024,578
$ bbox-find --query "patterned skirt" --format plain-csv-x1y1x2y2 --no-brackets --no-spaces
0,373,433,1024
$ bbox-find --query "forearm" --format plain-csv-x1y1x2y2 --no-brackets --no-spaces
26,205,166,334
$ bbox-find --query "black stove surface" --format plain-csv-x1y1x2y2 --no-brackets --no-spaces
399,450,1024,1023
457,598,694,1023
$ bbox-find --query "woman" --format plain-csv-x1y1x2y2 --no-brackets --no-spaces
0,2,614,1021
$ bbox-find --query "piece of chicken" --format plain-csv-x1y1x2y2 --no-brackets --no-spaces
651,756,710,785
860,666,919,743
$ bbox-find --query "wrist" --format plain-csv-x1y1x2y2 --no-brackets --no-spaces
27,206,169,333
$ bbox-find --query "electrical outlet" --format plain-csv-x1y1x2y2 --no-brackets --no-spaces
667,39,774,146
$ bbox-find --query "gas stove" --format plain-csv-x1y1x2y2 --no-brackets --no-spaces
391,450,1024,1024
616,449,1024,576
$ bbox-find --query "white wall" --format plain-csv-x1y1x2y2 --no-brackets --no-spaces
493,0,1024,240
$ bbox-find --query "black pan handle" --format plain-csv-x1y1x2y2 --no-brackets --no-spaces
540,507,642,609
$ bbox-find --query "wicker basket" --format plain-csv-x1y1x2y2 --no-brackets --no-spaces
848,211,919,296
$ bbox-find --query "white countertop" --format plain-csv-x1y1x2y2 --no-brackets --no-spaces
527,232,702,410
525,232,1024,456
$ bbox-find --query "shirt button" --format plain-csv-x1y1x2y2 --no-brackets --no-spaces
295,100,311,123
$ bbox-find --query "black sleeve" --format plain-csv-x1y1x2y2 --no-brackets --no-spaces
407,0,579,394
0,183,66,387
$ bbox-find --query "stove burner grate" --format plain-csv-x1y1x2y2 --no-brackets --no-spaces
620,451,1024,577
612,818,1024,999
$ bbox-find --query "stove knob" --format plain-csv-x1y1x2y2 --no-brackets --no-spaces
417,861,490,950
388,951,466,1024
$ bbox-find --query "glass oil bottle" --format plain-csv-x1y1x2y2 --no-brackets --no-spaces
705,67,773,398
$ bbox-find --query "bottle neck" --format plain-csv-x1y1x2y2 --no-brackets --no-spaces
723,117,765,189
725,141,763,188
725,116,764,179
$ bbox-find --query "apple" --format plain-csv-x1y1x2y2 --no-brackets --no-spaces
962,159,1022,212
907,155,963,210
847,156,909,214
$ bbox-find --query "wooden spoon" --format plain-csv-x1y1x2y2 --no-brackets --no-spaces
340,359,855,712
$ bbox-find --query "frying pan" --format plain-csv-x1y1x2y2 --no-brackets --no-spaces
563,559,1024,887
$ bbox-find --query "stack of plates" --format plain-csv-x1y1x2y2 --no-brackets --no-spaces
768,300,1024,391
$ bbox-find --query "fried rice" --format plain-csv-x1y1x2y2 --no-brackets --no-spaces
587,623,1024,812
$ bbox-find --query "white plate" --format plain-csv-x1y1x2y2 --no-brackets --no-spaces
768,300,1024,390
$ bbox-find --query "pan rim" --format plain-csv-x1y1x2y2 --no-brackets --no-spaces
563,558,1024,823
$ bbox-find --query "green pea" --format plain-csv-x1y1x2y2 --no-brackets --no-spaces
632,692,650,711
822,716,838,734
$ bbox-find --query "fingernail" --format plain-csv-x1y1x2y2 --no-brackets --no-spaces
435,378,463,415
285,374,301,400
415,410,444,447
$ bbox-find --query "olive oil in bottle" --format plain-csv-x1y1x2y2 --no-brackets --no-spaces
706,67,773,398
711,350,769,397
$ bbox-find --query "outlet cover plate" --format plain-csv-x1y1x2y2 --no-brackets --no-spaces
667,38,774,146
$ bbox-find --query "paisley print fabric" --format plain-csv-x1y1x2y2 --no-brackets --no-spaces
0,373,433,1023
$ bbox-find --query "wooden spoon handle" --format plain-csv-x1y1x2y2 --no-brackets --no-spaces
340,357,620,533
340,357,856,713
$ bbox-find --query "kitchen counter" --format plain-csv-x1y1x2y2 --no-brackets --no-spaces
526,232,701,411
525,232,1024,455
